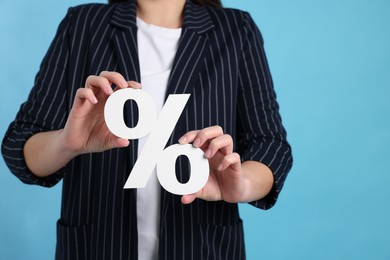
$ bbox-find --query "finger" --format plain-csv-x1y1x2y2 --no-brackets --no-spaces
113,80,142,92
204,134,233,158
107,137,130,150
190,126,224,148
181,194,196,204
127,81,142,89
178,130,200,144
75,88,98,105
99,71,128,89
178,126,224,145
217,153,241,172
192,126,224,148
181,189,203,204
85,75,114,95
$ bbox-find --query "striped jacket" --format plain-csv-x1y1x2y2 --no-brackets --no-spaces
2,0,292,259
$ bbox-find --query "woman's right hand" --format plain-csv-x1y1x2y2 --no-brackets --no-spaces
60,71,141,157
24,71,141,177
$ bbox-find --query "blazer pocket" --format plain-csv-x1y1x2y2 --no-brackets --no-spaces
55,220,93,260
198,220,246,260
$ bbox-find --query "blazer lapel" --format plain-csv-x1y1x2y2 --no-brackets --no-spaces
110,1,140,82
165,0,215,96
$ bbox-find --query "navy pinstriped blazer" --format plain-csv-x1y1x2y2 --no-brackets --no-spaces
2,0,292,259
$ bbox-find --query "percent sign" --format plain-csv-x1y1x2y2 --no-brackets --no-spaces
104,89,209,195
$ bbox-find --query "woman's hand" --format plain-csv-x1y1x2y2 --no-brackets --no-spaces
179,126,274,204
24,71,141,177
60,71,141,156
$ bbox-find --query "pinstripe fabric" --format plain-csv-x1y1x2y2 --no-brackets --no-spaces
1,1,292,259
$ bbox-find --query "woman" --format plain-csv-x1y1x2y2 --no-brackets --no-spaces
2,0,292,259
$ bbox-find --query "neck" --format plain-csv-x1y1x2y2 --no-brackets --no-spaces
137,0,186,28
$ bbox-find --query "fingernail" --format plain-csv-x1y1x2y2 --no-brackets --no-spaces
178,136,187,144
92,97,98,103
204,149,211,158
217,164,223,171
193,138,200,147
106,87,113,94
121,80,128,87
129,81,141,89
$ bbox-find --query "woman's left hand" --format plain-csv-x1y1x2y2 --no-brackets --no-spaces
178,126,249,204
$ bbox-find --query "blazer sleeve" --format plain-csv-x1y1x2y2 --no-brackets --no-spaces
1,9,74,187
236,12,293,209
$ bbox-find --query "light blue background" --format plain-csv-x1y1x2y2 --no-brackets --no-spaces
1,0,389,259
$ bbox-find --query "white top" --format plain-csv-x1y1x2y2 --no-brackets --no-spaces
136,17,182,260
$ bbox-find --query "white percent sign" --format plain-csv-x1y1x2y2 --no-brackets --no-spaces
104,88,209,195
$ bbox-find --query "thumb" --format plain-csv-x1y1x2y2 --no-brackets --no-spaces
181,189,203,204
106,137,130,150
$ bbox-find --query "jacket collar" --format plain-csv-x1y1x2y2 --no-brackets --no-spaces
110,0,215,34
